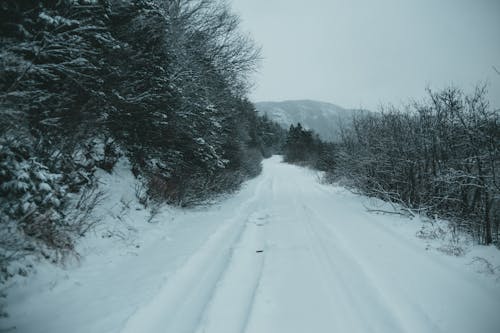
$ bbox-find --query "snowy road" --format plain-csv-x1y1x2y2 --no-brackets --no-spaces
120,157,500,333
5,156,500,333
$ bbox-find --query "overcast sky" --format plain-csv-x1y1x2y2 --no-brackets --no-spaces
231,0,500,110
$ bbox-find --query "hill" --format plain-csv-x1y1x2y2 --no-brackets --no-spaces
255,100,368,141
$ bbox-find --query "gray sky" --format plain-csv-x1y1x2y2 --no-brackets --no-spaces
231,0,500,110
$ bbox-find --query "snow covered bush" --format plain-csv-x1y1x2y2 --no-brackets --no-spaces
0,132,65,278
0,129,109,282
330,86,500,245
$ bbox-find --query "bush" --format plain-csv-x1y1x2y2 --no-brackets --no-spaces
329,86,500,245
0,130,107,281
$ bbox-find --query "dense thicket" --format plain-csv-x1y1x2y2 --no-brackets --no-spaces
0,0,283,280
330,87,499,245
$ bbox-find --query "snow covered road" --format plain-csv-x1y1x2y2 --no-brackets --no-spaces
4,156,500,333
120,157,500,333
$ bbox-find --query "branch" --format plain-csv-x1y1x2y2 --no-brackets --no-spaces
365,208,409,216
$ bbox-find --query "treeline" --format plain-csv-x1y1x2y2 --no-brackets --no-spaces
0,0,283,279
283,123,335,171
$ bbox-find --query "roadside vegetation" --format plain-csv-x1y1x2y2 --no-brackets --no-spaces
284,86,499,247
0,0,284,284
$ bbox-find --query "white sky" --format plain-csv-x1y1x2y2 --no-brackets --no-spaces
231,0,500,110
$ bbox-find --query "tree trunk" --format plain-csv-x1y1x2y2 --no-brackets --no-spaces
484,190,492,245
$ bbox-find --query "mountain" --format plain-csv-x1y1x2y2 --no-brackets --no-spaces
255,100,368,142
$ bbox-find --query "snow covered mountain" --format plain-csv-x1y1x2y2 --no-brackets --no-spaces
255,100,368,142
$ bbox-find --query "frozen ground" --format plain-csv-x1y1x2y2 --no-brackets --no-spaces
2,156,500,333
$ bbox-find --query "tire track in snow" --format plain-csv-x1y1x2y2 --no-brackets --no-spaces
119,175,271,333
292,191,361,332
195,170,275,333
244,167,360,333
278,173,430,331
302,180,463,332
195,211,268,333
289,182,407,332
305,182,500,332
300,201,436,333
239,251,266,333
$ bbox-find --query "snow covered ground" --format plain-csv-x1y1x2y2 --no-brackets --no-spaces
2,156,500,333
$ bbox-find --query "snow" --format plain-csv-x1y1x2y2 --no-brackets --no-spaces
38,12,79,27
2,156,500,333
38,183,51,192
